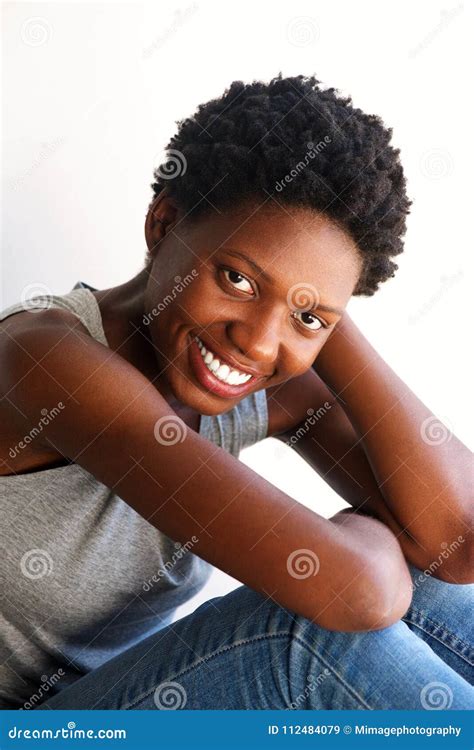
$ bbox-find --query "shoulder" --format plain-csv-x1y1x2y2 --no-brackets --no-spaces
0,306,98,448
265,367,336,439
0,305,91,341
0,301,168,477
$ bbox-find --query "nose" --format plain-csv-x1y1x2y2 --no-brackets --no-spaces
226,306,282,370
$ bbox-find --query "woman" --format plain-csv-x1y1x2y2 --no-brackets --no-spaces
0,74,472,710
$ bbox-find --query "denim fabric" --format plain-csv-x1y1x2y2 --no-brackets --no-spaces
35,564,474,710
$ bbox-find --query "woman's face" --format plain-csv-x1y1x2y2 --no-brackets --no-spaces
144,199,362,415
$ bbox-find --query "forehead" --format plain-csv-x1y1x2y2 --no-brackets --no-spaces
181,202,362,301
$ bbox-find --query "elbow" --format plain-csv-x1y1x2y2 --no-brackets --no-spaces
357,580,413,630
353,566,413,631
308,559,414,633
352,540,415,631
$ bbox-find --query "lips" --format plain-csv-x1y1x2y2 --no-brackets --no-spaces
196,334,265,379
188,335,264,398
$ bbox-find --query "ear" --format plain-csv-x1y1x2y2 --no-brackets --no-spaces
144,189,180,259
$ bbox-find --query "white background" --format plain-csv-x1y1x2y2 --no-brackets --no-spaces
2,0,472,619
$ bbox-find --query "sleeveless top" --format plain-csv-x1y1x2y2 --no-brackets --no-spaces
0,282,268,709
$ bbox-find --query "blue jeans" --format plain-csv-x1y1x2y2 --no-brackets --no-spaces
35,563,474,710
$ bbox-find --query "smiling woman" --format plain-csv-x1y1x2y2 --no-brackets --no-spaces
140,196,362,417
1,74,473,711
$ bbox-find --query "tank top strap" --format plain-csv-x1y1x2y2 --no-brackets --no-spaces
0,283,109,348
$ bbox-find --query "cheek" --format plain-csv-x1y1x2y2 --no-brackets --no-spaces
177,275,228,321
286,329,333,375
284,348,319,379
155,277,207,320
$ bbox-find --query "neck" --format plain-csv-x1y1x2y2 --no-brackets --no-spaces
93,268,155,373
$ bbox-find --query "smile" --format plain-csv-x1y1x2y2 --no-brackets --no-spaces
195,336,253,385
188,335,262,399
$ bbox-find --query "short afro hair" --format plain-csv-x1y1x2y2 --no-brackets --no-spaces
149,74,411,296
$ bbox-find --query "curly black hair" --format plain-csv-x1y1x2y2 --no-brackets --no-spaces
148,74,411,296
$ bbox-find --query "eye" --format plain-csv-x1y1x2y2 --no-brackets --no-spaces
292,310,325,331
222,268,254,295
220,267,327,331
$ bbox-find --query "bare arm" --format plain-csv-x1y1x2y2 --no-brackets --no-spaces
1,311,413,630
311,312,473,582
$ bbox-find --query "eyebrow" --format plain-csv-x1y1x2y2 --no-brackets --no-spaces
219,248,345,316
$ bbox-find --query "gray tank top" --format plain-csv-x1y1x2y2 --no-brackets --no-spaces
0,283,268,709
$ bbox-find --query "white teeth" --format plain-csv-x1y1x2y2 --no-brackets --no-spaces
227,370,241,385
216,364,230,381
195,337,252,386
